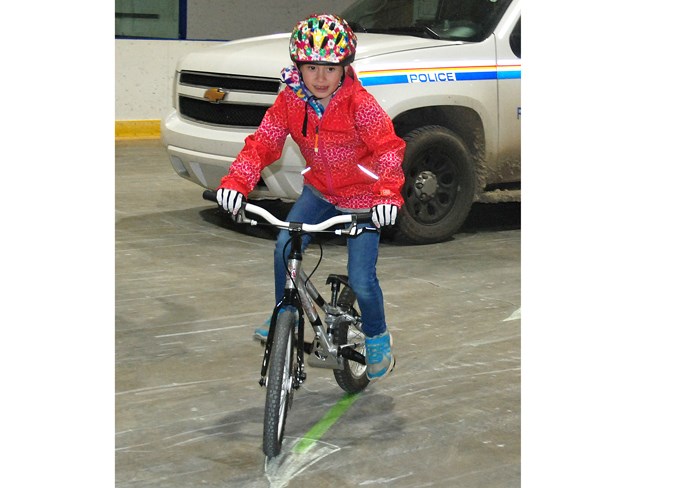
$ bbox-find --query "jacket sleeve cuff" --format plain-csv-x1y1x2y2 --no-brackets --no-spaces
217,176,250,196
373,188,403,207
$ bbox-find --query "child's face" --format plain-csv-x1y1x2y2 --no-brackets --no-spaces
299,64,344,99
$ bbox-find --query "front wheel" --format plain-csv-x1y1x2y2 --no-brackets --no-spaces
333,287,369,393
398,125,476,244
262,310,297,458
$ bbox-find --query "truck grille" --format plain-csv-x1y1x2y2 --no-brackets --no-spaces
179,71,280,93
178,71,280,127
179,97,269,127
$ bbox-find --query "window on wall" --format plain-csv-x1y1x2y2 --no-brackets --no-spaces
115,0,187,39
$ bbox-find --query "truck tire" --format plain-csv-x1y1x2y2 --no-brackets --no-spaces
398,125,475,244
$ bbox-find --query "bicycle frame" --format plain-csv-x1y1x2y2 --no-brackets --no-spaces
259,226,366,389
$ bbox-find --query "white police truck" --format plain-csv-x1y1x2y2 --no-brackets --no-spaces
162,0,521,244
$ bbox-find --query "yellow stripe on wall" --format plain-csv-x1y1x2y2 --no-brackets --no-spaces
115,120,161,140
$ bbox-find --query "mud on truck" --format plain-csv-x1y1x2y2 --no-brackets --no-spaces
161,0,521,244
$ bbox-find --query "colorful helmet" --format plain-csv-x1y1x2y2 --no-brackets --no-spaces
289,14,357,66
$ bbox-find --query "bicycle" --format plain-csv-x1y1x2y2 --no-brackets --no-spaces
203,190,376,458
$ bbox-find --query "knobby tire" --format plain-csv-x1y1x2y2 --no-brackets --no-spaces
263,310,297,458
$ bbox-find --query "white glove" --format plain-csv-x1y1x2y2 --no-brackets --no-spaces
216,188,244,215
371,204,398,228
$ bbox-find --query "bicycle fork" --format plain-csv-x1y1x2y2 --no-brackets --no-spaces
259,242,311,389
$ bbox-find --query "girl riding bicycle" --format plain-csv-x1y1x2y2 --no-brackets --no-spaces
216,13,405,381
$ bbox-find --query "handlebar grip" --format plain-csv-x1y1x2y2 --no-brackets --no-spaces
355,212,373,224
203,189,218,202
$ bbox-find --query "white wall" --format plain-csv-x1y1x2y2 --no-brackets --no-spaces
186,0,353,40
115,39,222,121
116,0,354,122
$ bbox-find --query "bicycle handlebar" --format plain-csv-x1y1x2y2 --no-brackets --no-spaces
202,189,375,235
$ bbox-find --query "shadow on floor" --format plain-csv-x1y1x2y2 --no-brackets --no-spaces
199,201,521,244
460,202,521,233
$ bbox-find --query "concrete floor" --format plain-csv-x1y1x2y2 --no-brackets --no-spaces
115,139,521,487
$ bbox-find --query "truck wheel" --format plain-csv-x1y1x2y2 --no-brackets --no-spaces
398,125,475,244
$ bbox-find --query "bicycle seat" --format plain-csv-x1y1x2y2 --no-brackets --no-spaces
326,274,350,287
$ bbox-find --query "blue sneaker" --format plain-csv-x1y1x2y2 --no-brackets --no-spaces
254,309,299,342
365,330,395,381
253,317,270,342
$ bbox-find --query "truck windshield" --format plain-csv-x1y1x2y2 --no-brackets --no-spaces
341,0,512,41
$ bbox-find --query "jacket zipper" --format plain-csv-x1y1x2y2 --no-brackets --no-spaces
313,115,336,195
314,125,319,154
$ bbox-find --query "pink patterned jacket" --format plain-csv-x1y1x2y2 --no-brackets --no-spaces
218,67,405,210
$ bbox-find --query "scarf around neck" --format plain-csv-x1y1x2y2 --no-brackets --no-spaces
281,65,330,118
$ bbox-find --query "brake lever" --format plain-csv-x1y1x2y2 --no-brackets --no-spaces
233,207,255,225
336,223,379,236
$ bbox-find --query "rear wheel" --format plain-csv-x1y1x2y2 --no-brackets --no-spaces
398,125,475,244
262,310,297,458
333,287,369,393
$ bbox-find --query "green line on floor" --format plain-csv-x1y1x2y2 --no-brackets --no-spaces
293,392,361,454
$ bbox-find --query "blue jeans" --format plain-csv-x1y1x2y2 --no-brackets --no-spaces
274,186,387,337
